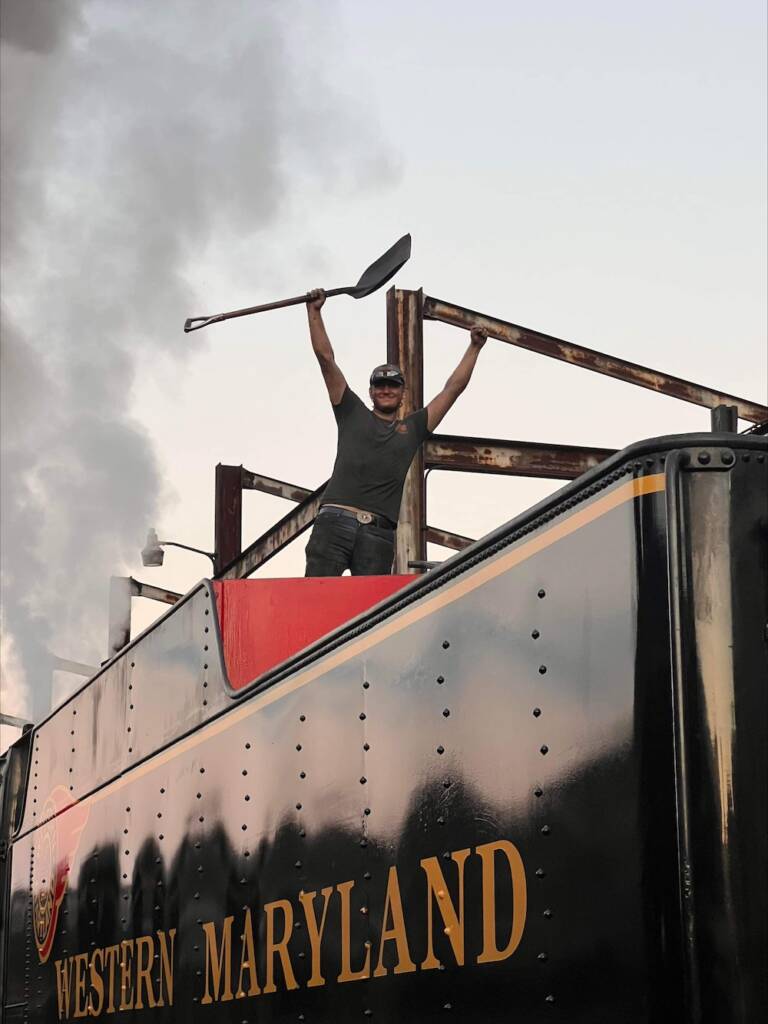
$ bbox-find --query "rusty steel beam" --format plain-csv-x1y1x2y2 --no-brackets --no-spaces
425,434,615,480
387,287,426,573
214,464,243,574
218,484,327,580
241,470,313,503
425,526,475,551
423,296,768,424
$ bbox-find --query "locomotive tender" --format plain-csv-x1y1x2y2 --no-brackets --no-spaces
1,430,766,1022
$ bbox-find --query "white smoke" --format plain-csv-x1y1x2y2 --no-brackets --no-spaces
0,0,397,729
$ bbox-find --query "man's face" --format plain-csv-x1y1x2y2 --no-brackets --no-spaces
369,380,404,414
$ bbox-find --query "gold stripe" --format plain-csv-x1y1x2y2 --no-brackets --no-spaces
77,474,665,811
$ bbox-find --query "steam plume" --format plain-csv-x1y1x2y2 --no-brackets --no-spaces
0,0,395,729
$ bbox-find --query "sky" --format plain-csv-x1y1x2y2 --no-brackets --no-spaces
1,0,766,750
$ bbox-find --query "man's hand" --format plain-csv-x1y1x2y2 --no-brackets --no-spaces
470,325,488,348
307,287,326,311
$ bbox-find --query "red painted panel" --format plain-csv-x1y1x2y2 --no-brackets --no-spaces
212,576,412,690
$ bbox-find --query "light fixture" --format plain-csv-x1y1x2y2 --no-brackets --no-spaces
141,528,216,568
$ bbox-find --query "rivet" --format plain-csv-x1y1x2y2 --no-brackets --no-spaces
543,908,553,919
442,640,450,649
299,715,306,722
364,871,371,880
436,745,445,754
242,769,247,776
364,807,371,815
437,816,445,825
538,665,547,675
241,824,247,831
359,712,366,721
758,454,765,463
437,675,445,684
360,839,367,848
721,451,734,465
531,629,540,639
443,779,451,789
296,803,302,810
360,777,367,785
540,745,549,755
296,744,302,751
245,742,251,749
534,787,543,797
743,453,751,462
698,451,711,464
545,995,555,1003
535,867,545,877
538,589,546,599
533,707,541,717
363,681,370,689
300,771,306,779
541,825,551,835
295,860,302,869
442,708,450,717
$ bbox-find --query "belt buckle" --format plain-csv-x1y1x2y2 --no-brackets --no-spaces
356,511,373,525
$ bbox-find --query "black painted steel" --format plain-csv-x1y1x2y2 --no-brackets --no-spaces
2,433,766,1023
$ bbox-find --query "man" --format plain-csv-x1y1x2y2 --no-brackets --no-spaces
305,287,487,576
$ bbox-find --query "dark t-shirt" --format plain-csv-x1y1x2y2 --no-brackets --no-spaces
321,387,431,525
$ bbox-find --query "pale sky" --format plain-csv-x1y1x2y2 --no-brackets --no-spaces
1,0,766,748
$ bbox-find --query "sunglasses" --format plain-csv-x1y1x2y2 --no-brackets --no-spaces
371,380,404,389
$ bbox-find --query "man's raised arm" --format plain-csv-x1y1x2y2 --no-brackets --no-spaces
426,326,487,431
307,289,347,405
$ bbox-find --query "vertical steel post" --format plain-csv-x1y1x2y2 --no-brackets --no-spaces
107,576,133,658
386,287,426,573
710,404,738,433
214,464,243,574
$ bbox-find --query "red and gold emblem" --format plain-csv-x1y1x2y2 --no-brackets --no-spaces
32,786,89,963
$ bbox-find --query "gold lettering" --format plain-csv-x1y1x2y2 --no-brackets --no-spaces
236,908,261,998
88,948,104,1017
54,957,74,1020
264,899,298,994
118,940,134,1010
476,839,527,963
201,917,234,1004
102,945,119,1014
373,866,416,977
134,935,157,1009
420,849,470,970
336,880,371,983
156,929,176,1007
298,886,333,988
73,953,89,1018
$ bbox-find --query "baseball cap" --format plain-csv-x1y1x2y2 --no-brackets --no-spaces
370,364,405,386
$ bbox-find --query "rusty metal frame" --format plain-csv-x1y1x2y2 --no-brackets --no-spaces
387,287,426,572
423,295,768,423
218,484,326,580
425,435,615,480
208,286,766,579
107,576,182,657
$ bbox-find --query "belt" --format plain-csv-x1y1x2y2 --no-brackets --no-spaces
319,505,396,530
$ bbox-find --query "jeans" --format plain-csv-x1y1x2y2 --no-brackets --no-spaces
305,509,396,576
